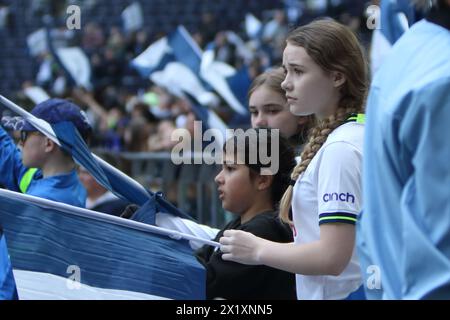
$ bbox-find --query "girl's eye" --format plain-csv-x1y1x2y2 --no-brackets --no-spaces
268,109,280,115
294,69,303,75
249,110,258,116
223,164,234,171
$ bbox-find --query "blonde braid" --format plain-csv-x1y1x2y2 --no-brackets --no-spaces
279,106,362,224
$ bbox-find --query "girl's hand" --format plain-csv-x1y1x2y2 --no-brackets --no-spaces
219,230,267,265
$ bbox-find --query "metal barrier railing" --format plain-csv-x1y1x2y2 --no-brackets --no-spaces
91,149,230,228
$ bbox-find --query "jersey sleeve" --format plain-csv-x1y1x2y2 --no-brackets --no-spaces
317,141,363,226
0,126,28,192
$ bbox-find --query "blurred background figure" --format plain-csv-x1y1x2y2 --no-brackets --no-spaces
78,166,129,216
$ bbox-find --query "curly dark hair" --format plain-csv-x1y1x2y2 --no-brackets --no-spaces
223,127,296,208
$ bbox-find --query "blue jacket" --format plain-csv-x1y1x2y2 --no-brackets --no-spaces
0,126,86,208
358,18,450,299
0,230,18,300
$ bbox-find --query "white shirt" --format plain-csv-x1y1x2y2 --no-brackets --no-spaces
85,190,119,210
292,122,364,300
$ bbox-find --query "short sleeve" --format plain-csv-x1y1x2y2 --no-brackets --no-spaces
317,142,363,226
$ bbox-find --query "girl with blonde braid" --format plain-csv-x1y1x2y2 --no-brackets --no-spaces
219,19,368,300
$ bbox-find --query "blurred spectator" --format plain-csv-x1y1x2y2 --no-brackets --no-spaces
192,31,205,49
261,9,288,64
0,2,12,30
78,166,129,216
123,116,152,152
262,9,288,43
127,30,150,57
147,120,177,152
106,27,125,59
82,22,105,55
213,31,237,65
199,11,219,45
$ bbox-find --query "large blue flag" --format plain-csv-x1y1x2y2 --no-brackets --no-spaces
0,95,220,246
0,95,193,223
0,189,206,300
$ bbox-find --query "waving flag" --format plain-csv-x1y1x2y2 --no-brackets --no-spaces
150,62,219,107
41,18,92,90
0,95,191,222
0,189,207,300
54,47,92,90
200,48,251,116
131,37,174,78
132,26,249,115
0,95,219,244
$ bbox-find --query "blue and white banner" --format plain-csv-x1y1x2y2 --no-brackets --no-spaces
132,26,250,115
200,48,251,116
149,64,228,147
139,29,231,144
150,62,219,107
28,23,92,90
42,19,92,90
132,26,202,80
55,47,92,90
131,37,174,77
0,189,207,300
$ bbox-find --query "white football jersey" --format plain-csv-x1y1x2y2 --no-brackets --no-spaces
292,121,364,300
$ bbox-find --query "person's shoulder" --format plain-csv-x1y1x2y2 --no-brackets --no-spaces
245,211,278,226
242,212,293,242
324,122,364,152
390,20,450,92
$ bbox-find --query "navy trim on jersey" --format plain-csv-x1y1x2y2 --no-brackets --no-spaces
318,212,358,226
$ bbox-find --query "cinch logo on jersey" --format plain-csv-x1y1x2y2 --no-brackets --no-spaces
322,192,355,204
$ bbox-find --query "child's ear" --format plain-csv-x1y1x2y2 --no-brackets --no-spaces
256,174,274,191
331,71,346,88
44,138,57,153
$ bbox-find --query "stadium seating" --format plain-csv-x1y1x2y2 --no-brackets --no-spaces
0,0,283,98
